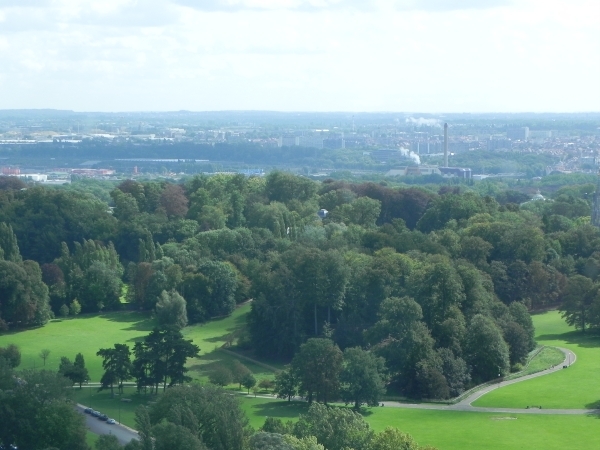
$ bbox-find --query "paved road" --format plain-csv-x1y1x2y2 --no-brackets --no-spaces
75,404,139,445
381,347,600,415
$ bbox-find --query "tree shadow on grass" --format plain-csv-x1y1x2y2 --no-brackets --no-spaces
203,333,234,344
536,330,600,349
250,400,309,419
188,348,274,380
100,311,156,332
585,400,600,409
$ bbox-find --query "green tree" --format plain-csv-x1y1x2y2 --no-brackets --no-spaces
464,315,510,383
266,172,318,204
369,427,434,450
340,347,387,409
293,403,373,450
136,328,200,392
292,338,343,404
0,222,22,263
249,432,294,450
70,299,82,316
39,348,51,366
72,353,90,388
0,344,21,368
559,275,596,332
242,372,257,393
155,290,188,330
149,384,248,450
209,365,233,387
152,422,207,450
275,366,298,401
97,344,132,395
0,369,89,450
59,304,70,317
95,434,121,450
283,435,325,450
231,360,252,389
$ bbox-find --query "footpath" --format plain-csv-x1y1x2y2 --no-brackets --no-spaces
381,347,600,415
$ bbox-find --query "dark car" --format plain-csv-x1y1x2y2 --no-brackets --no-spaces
99,414,109,421
84,407,92,414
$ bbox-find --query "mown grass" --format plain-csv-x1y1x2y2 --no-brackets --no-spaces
239,398,600,450
0,303,258,382
474,310,600,409
504,346,565,381
8,304,600,450
362,408,600,450
86,431,99,448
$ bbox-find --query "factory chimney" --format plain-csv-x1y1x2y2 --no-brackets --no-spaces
443,123,449,167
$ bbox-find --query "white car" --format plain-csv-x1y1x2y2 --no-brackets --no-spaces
106,419,116,425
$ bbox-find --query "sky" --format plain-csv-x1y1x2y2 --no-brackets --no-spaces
0,0,598,112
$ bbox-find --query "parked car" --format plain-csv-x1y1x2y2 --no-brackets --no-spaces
99,414,109,421
91,410,101,417
107,419,116,425
83,407,92,414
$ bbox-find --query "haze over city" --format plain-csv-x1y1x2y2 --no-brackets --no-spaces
1,0,598,112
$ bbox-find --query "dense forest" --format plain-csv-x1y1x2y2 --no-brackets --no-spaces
1,172,599,402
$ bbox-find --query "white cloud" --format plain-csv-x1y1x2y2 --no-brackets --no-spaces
0,0,598,111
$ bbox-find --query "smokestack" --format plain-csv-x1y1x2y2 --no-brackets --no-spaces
444,123,449,167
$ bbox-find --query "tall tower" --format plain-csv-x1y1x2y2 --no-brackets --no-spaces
592,171,600,227
443,123,449,167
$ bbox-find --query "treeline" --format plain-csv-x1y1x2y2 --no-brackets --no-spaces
1,172,599,399
6,141,375,169
123,386,436,450
0,342,433,450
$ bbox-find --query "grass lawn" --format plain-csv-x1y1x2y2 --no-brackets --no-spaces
86,431,99,448
362,408,600,450
473,310,600,409
504,346,564,381
0,303,264,383
238,397,600,450
240,397,309,429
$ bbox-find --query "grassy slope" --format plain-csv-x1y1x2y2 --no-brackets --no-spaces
473,311,600,409
6,306,600,450
0,303,255,382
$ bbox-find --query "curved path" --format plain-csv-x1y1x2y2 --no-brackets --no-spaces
382,347,599,415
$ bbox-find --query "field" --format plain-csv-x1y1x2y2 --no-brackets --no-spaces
0,303,266,383
473,311,600,409
240,397,600,450
3,307,600,450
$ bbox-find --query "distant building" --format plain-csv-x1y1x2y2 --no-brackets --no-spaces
488,136,512,151
439,167,472,179
411,141,443,154
385,165,441,177
507,127,529,141
278,135,299,147
298,136,324,149
521,189,549,206
16,173,48,182
323,137,345,150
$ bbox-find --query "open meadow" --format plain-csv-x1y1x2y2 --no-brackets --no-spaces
3,307,600,450
0,303,259,382
473,310,600,409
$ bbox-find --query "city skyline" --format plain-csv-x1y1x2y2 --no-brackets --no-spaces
0,0,598,112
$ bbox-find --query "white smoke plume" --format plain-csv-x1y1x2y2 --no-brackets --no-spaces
405,117,442,127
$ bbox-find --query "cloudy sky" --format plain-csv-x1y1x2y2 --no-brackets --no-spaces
0,0,598,112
